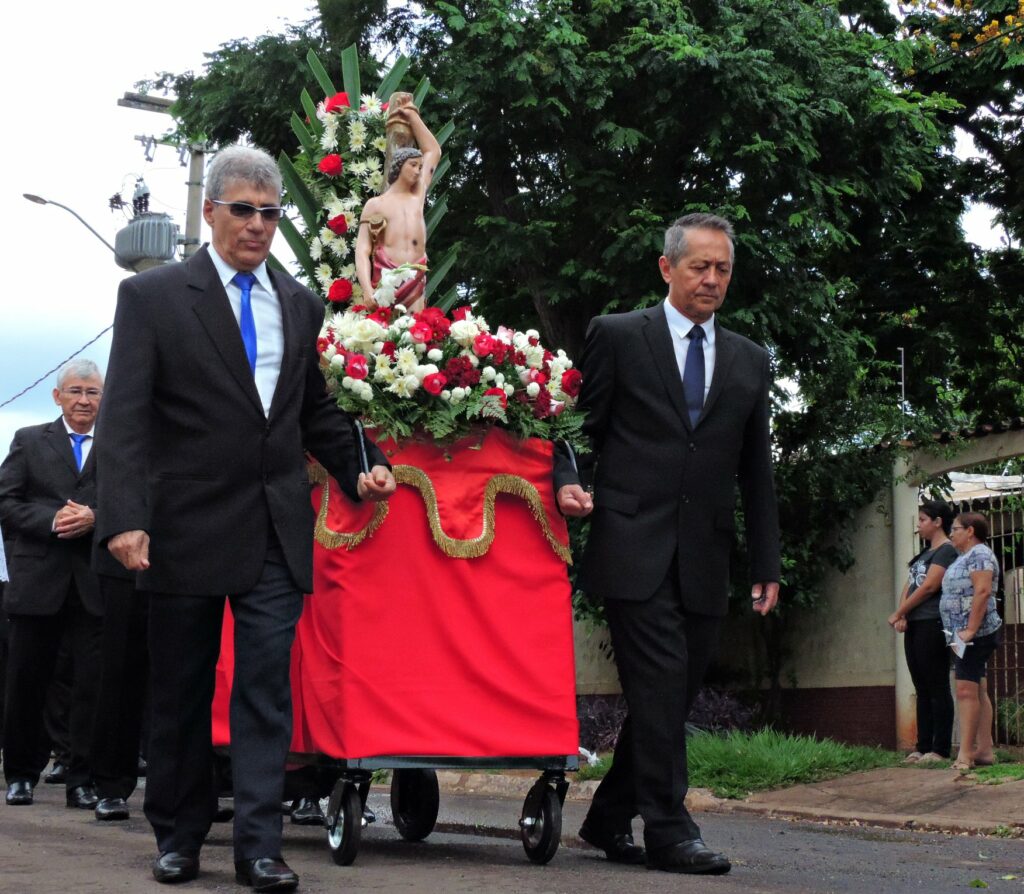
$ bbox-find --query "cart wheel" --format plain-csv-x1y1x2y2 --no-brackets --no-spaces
325,782,362,866
391,769,439,841
520,782,561,865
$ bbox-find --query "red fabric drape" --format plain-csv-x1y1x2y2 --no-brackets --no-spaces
213,429,578,759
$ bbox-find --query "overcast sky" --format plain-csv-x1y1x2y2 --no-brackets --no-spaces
0,4,1007,453
0,1,315,451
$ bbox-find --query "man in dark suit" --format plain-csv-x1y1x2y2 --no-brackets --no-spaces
96,146,396,891
555,213,780,875
0,359,105,810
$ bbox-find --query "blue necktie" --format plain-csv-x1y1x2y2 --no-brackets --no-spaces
70,433,89,471
683,324,705,428
233,272,258,374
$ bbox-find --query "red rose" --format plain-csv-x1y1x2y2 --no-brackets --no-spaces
409,321,434,344
452,305,473,322
380,341,397,359
324,92,350,113
484,386,508,409
561,368,583,397
327,214,348,235
316,336,330,354
472,333,495,358
423,372,447,395
346,355,369,380
328,279,353,302
318,154,344,176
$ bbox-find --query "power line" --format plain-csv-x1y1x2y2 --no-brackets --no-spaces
0,325,113,410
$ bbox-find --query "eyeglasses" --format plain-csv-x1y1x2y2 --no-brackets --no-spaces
62,388,102,399
950,525,966,531
211,199,285,222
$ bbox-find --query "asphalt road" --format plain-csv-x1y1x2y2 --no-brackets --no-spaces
1,784,1021,893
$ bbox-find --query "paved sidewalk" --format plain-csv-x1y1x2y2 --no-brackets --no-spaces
434,766,1024,839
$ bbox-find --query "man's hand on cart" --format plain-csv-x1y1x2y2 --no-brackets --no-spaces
358,465,397,501
557,484,594,518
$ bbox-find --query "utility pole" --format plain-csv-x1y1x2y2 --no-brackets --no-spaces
118,91,207,257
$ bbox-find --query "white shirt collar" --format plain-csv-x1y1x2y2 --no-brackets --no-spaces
61,418,95,438
208,245,273,294
663,299,715,345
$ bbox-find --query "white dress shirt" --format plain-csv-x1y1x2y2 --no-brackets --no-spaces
209,247,284,417
0,520,7,582
664,299,715,402
61,418,95,466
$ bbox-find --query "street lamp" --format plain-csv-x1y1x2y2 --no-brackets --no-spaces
22,193,116,254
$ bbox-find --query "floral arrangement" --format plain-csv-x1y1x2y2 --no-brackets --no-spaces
285,55,586,447
317,303,585,444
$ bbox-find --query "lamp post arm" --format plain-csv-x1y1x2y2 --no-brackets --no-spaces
22,194,116,254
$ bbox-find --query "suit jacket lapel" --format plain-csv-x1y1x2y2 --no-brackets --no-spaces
700,323,738,424
266,268,303,422
44,418,78,476
641,305,691,430
188,247,264,416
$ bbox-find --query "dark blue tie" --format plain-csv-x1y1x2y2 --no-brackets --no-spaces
233,272,258,374
70,433,89,471
683,324,705,428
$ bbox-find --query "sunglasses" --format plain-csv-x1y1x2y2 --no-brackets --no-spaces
211,199,285,222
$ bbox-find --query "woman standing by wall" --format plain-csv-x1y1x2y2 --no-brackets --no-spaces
941,511,1004,770
888,501,957,762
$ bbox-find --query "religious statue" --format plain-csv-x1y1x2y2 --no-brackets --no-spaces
355,92,441,313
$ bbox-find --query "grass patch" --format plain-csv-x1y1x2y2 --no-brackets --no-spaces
686,729,901,799
576,755,612,782
973,763,1024,784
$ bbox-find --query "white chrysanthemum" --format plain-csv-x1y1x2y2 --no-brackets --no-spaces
320,117,340,151
374,283,396,307
512,331,530,349
526,382,541,397
315,264,335,290
450,319,480,347
366,171,383,192
364,156,382,176
319,227,337,246
353,381,374,402
395,347,419,375
387,375,420,398
481,367,496,382
374,366,396,385
339,195,360,211
309,238,324,261
361,94,382,112
451,387,466,402
338,263,357,280
524,345,546,369
351,283,364,301
427,348,443,362
372,136,387,153
525,329,540,340
328,238,351,261
348,160,368,178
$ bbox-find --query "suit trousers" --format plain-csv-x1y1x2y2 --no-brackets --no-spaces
2,584,102,788
585,558,722,851
144,550,303,861
90,576,149,800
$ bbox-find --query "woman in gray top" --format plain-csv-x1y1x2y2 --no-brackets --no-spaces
888,501,957,762
940,511,1003,770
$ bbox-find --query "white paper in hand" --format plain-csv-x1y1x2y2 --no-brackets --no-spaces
949,630,969,659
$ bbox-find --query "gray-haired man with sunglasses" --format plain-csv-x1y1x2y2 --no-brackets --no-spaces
96,145,396,891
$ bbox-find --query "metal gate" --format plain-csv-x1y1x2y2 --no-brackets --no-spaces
927,473,1024,747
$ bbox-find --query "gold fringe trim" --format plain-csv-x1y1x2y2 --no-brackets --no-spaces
309,462,389,549
308,462,571,563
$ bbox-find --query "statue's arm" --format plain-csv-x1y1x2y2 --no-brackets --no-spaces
404,108,442,195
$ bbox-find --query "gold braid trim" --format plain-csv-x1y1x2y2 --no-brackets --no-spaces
309,462,389,549
308,462,572,563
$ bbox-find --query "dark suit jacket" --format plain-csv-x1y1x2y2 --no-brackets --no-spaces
95,245,386,596
0,418,102,615
554,304,780,616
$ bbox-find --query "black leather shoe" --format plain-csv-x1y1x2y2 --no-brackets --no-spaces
5,781,34,806
579,820,646,864
152,851,199,884
66,784,99,809
290,797,325,826
44,762,68,785
646,838,731,874
95,797,130,821
234,857,298,891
